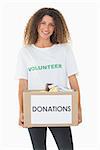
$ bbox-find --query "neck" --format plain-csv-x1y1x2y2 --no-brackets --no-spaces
35,38,53,48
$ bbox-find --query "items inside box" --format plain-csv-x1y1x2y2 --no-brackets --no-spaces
45,83,73,92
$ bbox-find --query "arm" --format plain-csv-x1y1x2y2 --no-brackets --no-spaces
68,75,82,124
18,79,28,127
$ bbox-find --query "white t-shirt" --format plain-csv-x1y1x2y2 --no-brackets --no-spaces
15,43,78,90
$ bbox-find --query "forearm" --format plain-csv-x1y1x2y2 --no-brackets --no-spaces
75,87,81,108
18,79,28,113
69,75,82,123
18,91,24,113
68,75,81,108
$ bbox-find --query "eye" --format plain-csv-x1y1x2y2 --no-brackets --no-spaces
49,23,55,27
40,21,46,25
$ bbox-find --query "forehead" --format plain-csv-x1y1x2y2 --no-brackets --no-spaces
41,15,54,23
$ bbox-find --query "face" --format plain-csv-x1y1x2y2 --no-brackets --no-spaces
37,15,55,40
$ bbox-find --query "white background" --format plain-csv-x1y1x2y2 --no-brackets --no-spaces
0,0,100,150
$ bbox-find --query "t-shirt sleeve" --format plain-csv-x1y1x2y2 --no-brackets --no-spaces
15,48,28,80
64,43,78,77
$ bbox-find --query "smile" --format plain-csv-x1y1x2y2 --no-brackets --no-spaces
42,31,50,35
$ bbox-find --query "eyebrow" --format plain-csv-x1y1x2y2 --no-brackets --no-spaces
40,20,55,25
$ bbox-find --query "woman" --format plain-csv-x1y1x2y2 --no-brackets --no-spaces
16,7,82,150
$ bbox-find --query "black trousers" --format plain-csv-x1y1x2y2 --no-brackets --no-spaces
28,127,73,150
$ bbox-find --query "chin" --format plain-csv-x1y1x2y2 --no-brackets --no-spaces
41,35,51,40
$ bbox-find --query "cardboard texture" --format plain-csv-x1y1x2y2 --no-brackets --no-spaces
23,90,78,127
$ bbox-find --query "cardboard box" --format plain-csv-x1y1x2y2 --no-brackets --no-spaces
23,90,78,127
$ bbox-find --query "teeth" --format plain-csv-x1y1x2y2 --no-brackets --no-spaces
43,32,49,35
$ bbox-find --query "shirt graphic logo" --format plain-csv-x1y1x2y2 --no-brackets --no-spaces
28,64,62,72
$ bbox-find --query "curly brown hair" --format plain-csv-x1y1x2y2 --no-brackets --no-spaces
24,7,71,45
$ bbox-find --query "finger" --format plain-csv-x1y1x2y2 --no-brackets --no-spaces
21,123,25,128
78,119,82,124
19,121,24,127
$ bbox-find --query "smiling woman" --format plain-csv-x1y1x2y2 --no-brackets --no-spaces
37,15,55,40
16,7,82,150
24,7,70,45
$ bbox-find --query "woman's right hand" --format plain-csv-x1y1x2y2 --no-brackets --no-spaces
19,112,24,127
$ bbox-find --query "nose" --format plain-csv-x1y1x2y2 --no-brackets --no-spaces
44,24,49,31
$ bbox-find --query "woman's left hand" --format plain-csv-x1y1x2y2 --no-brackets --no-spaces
78,106,82,124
